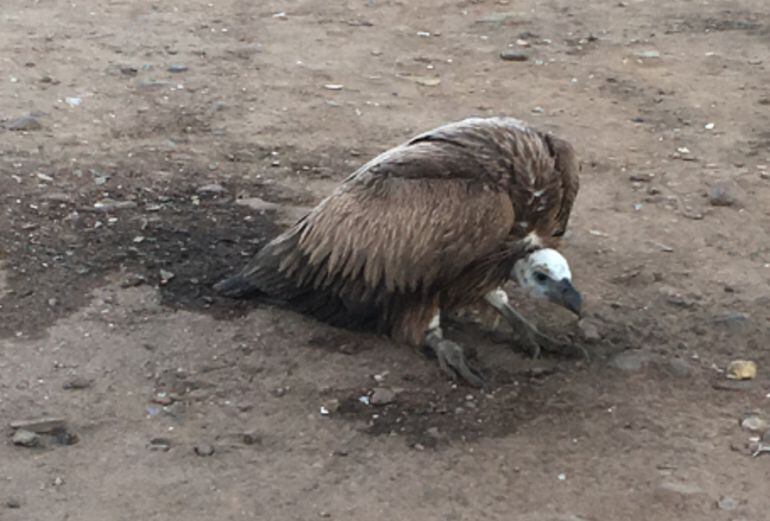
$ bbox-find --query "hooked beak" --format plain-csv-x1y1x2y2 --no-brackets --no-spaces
546,278,582,317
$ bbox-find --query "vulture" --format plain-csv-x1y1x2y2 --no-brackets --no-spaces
215,117,582,387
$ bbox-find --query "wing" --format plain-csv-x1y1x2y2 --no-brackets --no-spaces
542,133,580,238
240,142,515,307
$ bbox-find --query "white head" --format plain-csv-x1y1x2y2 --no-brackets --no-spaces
512,248,582,315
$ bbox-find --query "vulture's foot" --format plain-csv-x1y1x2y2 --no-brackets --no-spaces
424,330,485,388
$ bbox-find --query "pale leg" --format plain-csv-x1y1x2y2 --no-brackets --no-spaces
424,311,485,387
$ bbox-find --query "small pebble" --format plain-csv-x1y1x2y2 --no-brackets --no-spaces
740,415,767,432
63,376,92,390
167,64,188,73
635,50,660,58
196,183,226,195
5,498,21,509
12,430,40,447
194,443,215,457
726,360,757,380
159,269,175,285
10,417,66,433
8,114,42,131
120,273,147,288
242,431,262,445
370,387,396,405
708,181,740,207
577,318,601,342
94,199,137,211
717,496,737,511
320,398,340,414
148,438,171,451
609,350,654,371
500,50,529,62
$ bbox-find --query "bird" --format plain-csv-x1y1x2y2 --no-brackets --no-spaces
214,116,582,387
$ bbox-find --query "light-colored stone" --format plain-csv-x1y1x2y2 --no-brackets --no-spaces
726,360,757,380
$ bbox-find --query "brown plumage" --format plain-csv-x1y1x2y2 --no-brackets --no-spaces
215,117,580,382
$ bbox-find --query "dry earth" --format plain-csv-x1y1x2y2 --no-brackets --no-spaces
1,0,770,520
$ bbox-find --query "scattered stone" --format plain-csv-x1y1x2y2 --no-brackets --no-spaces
8,114,42,131
194,443,215,456
320,398,340,415
717,496,737,511
10,417,65,433
120,273,147,288
196,183,226,195
63,376,92,390
654,480,704,507
726,360,756,380
608,350,654,371
666,358,692,378
577,318,601,342
708,181,740,207
271,386,289,397
500,50,529,62
713,312,749,332
167,63,188,73
235,197,281,212
5,498,21,509
629,173,654,183
409,75,441,87
159,269,175,285
634,50,660,58
148,438,171,451
740,415,767,433
476,12,518,25
370,387,396,405
41,192,72,203
93,198,138,211
137,79,171,90
152,392,174,406
713,379,755,391
120,66,138,76
52,429,78,446
242,431,262,446
12,430,40,447
323,84,344,90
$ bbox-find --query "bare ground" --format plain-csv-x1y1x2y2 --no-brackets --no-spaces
1,1,770,519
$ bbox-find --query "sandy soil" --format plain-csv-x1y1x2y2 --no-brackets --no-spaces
1,0,769,519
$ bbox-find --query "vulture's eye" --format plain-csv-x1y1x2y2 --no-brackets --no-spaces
534,272,548,284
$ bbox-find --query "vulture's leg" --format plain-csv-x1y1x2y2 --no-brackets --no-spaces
484,288,566,359
424,312,485,388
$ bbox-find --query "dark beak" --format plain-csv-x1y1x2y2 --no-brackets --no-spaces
547,278,582,317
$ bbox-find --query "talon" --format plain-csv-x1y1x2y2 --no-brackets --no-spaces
427,334,485,388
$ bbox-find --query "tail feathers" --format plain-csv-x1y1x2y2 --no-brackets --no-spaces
212,274,262,298
214,225,382,331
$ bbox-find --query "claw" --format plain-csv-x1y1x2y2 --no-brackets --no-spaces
517,327,590,361
426,333,485,388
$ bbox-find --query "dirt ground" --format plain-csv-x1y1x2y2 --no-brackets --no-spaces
1,0,769,519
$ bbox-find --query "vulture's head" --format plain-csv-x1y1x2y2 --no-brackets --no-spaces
513,248,582,316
